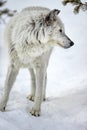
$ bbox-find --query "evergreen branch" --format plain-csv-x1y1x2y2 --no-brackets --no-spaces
0,0,17,23
62,0,87,14
0,0,6,6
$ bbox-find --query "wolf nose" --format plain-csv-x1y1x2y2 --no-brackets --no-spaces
70,41,74,46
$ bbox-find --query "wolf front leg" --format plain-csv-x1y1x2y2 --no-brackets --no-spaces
0,65,19,111
30,66,46,116
27,68,36,101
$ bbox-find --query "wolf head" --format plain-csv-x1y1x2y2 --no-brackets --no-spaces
36,9,74,49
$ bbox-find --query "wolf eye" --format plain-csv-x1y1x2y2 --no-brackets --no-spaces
59,29,62,32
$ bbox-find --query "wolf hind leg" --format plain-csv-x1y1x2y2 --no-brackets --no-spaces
42,72,47,101
27,68,36,101
27,68,47,102
0,65,19,111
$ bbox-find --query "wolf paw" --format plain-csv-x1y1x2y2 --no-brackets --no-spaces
27,95,46,102
27,95,34,101
0,103,6,111
30,108,41,117
42,97,46,102
0,106,5,112
0,99,6,112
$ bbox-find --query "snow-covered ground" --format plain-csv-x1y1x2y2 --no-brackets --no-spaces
0,0,87,130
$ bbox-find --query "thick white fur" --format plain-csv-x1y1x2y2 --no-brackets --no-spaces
0,6,73,116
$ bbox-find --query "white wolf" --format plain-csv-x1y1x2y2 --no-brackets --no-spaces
0,6,74,116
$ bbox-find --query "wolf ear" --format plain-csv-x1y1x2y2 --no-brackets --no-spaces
45,9,60,25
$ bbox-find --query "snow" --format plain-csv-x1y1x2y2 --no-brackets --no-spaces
0,0,87,130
